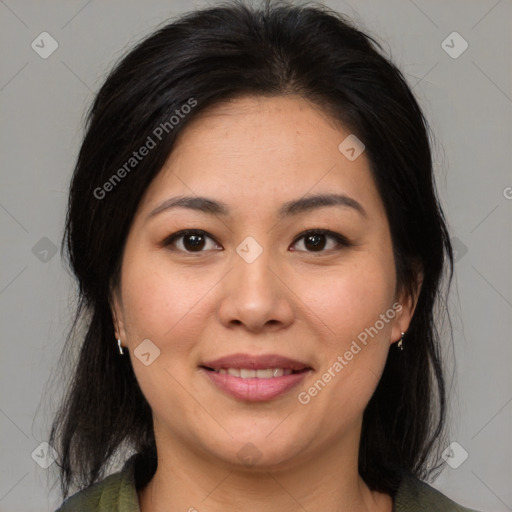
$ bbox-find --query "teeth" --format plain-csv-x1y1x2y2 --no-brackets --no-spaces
257,369,275,378
214,368,295,378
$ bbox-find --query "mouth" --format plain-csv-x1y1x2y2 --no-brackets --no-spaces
199,353,313,401
201,367,308,378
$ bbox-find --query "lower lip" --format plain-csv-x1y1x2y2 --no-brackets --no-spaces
201,368,310,402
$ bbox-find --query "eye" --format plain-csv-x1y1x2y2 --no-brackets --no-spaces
290,229,350,253
161,228,351,254
162,229,221,253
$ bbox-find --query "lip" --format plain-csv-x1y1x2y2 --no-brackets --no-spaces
200,353,313,402
201,368,311,402
201,353,312,371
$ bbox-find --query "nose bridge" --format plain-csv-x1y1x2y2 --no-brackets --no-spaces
232,234,278,299
217,233,294,331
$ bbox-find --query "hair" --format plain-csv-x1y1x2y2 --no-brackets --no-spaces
50,0,454,499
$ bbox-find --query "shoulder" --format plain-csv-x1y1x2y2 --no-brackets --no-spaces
394,473,482,512
55,456,140,512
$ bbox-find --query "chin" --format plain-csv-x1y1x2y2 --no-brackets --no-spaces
201,428,312,472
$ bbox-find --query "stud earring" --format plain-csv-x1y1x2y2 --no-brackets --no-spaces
117,338,124,355
397,332,405,351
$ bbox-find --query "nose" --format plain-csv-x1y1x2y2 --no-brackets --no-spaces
217,245,295,333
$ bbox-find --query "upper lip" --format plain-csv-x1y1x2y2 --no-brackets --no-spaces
201,353,312,371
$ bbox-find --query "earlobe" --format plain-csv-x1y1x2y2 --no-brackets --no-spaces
391,270,423,345
389,298,411,347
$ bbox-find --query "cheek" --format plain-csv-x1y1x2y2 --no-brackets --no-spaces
300,258,395,393
120,255,212,347
296,265,395,427
304,258,396,344
119,257,215,419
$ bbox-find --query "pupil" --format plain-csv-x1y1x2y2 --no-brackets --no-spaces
184,233,205,251
305,234,325,251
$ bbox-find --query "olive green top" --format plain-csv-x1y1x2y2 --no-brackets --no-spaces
55,455,480,512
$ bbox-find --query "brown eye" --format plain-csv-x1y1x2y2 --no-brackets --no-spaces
304,233,327,251
182,233,206,251
163,230,220,253
291,230,350,253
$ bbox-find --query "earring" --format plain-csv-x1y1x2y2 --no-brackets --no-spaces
397,332,405,351
117,338,124,355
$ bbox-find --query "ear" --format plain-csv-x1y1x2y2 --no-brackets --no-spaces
390,269,423,345
109,286,127,344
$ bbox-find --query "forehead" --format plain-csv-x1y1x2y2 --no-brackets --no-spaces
137,95,384,219
171,95,349,169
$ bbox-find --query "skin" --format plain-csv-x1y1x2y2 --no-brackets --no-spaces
112,95,420,512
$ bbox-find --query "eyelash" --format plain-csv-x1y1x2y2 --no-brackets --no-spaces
161,229,351,255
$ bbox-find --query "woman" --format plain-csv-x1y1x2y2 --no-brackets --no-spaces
51,1,481,511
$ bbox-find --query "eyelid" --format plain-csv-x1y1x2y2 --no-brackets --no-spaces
161,228,351,253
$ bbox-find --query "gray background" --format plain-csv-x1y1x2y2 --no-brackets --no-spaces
0,0,511,511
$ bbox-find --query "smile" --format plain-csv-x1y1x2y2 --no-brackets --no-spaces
199,353,313,401
206,367,305,378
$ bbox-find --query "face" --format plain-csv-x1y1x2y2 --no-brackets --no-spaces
112,95,416,470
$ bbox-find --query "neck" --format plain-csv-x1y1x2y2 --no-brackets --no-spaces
138,426,392,512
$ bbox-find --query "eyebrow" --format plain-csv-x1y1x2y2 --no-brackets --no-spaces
147,193,367,220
